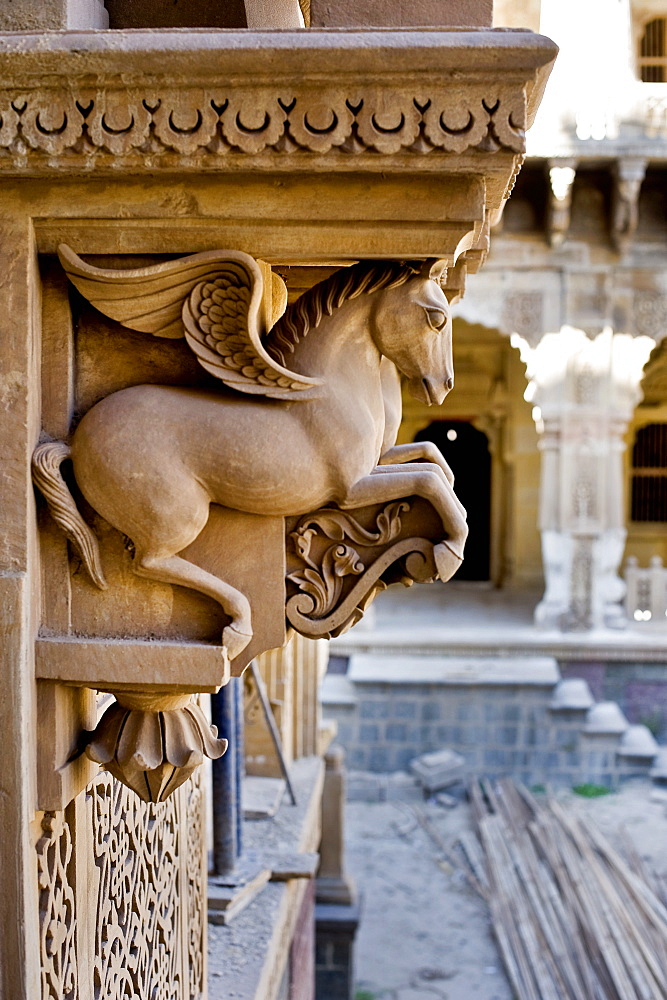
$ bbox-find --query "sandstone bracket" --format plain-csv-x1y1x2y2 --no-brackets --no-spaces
36,496,447,801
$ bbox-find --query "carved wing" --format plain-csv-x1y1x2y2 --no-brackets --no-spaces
58,245,323,399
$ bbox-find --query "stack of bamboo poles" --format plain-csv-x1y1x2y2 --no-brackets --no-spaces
455,779,667,1000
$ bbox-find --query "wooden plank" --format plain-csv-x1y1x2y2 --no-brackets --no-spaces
465,780,667,1000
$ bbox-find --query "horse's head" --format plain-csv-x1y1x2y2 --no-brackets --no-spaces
371,260,454,406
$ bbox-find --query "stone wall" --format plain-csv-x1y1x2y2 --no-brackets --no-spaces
323,656,663,789
561,660,667,740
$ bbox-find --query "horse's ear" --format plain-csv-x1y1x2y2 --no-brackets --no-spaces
419,259,448,285
429,259,448,284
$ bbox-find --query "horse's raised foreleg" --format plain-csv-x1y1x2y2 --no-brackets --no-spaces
134,551,252,660
379,442,455,486
370,462,466,520
337,465,468,583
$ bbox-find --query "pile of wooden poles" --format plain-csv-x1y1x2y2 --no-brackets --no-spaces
455,778,667,1000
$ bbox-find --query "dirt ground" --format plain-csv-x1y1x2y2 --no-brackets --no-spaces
345,780,667,1000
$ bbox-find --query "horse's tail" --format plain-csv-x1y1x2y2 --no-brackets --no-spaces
32,441,107,590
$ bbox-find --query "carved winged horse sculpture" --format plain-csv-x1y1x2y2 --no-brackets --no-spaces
33,248,467,661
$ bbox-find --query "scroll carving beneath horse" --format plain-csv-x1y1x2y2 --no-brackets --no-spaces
32,246,467,663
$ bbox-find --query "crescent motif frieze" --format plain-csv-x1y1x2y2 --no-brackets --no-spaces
0,86,526,165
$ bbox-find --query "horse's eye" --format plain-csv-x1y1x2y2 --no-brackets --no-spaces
425,308,447,330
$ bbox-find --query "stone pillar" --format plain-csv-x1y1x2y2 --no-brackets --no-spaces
514,328,655,630
316,745,356,906
546,159,576,248
315,745,358,1000
612,158,648,256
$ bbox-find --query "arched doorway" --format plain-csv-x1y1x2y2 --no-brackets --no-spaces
416,420,491,581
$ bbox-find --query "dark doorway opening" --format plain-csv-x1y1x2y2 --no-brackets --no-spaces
415,420,491,581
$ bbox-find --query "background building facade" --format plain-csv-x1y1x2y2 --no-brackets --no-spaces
399,0,667,631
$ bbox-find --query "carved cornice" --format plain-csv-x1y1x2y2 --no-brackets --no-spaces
0,28,557,175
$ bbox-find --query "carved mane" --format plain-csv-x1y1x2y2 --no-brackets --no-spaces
268,260,418,363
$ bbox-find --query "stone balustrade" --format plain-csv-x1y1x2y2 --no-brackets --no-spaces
625,555,667,625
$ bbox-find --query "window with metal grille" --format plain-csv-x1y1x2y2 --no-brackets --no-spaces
639,18,667,82
631,424,667,521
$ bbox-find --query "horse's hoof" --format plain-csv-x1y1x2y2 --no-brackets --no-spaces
433,541,464,583
222,624,253,662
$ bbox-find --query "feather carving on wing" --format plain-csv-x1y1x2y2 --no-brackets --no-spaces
57,245,323,400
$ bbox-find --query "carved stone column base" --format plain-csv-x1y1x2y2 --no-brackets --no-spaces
535,529,629,632
86,692,227,802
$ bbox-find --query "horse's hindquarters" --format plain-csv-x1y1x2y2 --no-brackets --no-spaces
71,386,212,552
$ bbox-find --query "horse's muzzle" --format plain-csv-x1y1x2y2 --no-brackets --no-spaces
410,375,453,406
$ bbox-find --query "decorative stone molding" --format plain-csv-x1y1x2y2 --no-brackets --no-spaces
502,291,545,347
634,291,667,340
89,770,204,998
0,84,528,168
85,693,227,803
37,812,77,1000
0,29,556,179
36,769,207,999
285,499,441,638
